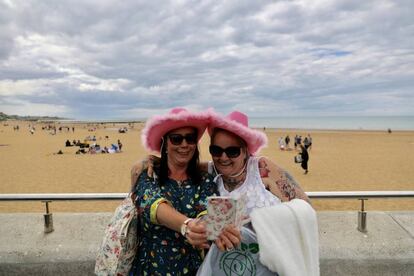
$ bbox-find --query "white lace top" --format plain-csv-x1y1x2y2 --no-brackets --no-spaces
209,157,281,215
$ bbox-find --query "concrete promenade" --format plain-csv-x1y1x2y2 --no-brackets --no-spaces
0,211,413,275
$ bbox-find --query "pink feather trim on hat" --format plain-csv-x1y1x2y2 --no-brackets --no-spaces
207,109,268,155
142,108,209,152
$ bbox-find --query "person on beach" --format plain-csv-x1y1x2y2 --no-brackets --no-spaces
294,134,298,150
197,110,311,275
297,135,302,147
304,134,312,151
129,108,241,276
65,139,71,147
132,109,310,274
278,136,285,150
285,135,290,149
300,144,309,174
206,110,310,208
307,134,312,151
134,110,309,207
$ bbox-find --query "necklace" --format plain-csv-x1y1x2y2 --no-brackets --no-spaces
229,164,246,178
223,178,244,191
214,158,249,192
223,170,246,192
168,169,188,185
173,176,189,187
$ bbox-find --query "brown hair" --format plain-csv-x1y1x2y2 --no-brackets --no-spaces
156,128,202,186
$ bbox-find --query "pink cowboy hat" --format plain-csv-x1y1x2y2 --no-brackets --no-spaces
142,107,209,152
207,110,268,155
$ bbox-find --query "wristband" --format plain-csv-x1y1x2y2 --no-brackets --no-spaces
180,218,193,237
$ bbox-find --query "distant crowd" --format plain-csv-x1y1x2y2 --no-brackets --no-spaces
277,134,312,174
278,134,312,151
65,137,123,155
41,124,75,135
9,122,138,136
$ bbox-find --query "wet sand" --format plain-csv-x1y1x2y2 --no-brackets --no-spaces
0,121,413,212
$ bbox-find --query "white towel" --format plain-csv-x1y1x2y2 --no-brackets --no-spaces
250,199,320,276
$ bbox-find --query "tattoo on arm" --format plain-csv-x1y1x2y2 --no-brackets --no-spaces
284,170,311,203
258,159,270,178
275,174,296,201
259,158,308,202
285,171,298,187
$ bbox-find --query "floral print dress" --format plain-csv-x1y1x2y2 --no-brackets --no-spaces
129,171,216,276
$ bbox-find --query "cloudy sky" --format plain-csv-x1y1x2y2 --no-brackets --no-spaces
0,0,413,119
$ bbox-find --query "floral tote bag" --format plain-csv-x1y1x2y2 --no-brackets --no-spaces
95,194,138,276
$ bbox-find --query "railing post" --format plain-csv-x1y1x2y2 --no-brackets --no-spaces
357,198,368,233
42,200,54,233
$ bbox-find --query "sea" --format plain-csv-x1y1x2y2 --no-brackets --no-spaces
62,116,414,131
248,116,414,131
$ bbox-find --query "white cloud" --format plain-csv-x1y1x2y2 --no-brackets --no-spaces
0,0,413,119
0,78,57,96
0,98,70,117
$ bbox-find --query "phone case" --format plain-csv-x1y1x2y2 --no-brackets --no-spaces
205,195,246,240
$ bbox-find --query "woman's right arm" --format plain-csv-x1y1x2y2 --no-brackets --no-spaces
136,171,213,249
155,202,210,249
155,204,240,251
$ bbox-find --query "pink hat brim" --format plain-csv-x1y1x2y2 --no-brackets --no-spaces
207,110,267,155
142,109,209,152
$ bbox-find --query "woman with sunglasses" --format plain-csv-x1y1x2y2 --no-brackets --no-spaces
196,110,311,276
129,108,240,276
207,110,310,211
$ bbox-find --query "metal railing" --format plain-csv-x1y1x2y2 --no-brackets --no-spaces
1,191,413,233
1,191,413,201
0,193,128,201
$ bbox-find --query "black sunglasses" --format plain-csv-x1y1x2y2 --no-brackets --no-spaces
209,145,242,158
168,133,197,145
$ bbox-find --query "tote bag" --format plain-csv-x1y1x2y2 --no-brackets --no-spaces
197,226,278,276
95,195,138,276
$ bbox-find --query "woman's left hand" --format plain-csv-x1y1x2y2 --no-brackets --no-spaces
215,224,241,252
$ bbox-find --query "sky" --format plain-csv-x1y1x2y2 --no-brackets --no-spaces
0,0,413,120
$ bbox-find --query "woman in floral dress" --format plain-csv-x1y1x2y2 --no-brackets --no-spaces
129,108,240,276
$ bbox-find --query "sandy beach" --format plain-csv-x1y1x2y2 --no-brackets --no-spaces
0,121,413,213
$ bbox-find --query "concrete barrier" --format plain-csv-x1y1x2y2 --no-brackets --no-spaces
0,211,413,275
